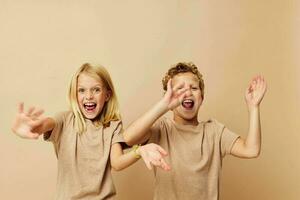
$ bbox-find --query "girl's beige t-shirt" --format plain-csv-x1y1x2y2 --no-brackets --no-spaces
44,111,124,200
149,117,240,200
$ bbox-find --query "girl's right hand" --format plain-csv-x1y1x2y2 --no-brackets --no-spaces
138,143,171,171
11,102,46,139
161,79,188,110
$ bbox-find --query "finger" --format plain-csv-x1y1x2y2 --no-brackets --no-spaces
164,79,173,99
29,116,46,127
32,109,44,119
18,102,24,113
258,76,266,91
263,79,267,92
155,145,168,156
167,79,172,91
26,106,35,116
144,159,153,170
175,87,189,97
26,132,40,139
172,81,185,92
160,159,171,171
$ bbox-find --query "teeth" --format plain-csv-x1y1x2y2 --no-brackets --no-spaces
183,99,193,103
84,102,96,106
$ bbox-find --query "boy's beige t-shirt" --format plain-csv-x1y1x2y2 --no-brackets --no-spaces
149,117,240,200
44,111,124,200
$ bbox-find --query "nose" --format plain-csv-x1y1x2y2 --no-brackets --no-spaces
85,90,94,100
184,87,192,97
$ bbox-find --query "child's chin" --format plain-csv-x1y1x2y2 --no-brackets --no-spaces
82,112,99,120
178,113,197,120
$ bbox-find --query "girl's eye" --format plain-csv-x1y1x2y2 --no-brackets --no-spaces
78,88,85,93
192,87,199,90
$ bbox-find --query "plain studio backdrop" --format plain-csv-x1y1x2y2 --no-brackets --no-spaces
0,1,299,199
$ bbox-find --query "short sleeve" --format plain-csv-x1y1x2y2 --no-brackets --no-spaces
43,111,66,144
148,117,165,144
212,119,240,157
111,121,125,145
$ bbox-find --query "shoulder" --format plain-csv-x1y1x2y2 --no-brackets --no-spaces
58,110,74,119
156,116,172,129
53,110,75,125
104,120,123,134
203,118,225,134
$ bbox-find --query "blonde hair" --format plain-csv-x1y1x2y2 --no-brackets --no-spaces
162,62,205,98
68,63,121,133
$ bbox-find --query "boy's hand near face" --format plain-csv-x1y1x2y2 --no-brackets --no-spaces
161,79,188,110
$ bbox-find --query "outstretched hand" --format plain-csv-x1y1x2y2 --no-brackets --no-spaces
139,143,171,171
162,79,188,110
11,102,46,139
245,75,267,109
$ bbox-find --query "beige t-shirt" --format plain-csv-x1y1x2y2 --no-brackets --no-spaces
149,117,240,200
44,111,124,200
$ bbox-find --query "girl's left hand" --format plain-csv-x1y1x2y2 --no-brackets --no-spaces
245,75,267,108
138,143,171,171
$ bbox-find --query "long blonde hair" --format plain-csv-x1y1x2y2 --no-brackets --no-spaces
68,63,121,133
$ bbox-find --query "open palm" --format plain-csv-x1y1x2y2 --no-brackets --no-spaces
245,75,267,107
11,103,46,139
139,143,171,171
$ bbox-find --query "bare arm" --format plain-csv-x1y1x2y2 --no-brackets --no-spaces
11,102,55,139
123,80,188,146
110,143,171,171
231,76,267,158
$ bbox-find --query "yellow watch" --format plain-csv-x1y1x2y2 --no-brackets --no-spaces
132,144,141,159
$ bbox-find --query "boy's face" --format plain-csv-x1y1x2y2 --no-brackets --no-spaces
77,73,110,120
172,72,203,125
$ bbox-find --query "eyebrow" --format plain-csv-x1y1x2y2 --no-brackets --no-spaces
77,84,102,88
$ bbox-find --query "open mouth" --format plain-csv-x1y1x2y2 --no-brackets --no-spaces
84,102,97,112
182,99,194,109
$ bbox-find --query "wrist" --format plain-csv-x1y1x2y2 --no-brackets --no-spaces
157,99,170,113
132,144,141,159
247,104,259,111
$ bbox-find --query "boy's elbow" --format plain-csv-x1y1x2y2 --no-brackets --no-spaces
123,133,135,146
245,149,261,158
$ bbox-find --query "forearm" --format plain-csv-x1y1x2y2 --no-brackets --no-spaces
245,106,261,156
40,117,56,134
124,100,168,145
110,144,140,171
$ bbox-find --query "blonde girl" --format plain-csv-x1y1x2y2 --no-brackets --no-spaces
11,63,170,200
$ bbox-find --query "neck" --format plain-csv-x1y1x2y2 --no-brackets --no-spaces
173,115,199,126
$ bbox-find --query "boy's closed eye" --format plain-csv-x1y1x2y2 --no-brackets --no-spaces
93,87,101,93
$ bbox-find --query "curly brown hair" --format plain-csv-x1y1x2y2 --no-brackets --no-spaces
162,62,205,98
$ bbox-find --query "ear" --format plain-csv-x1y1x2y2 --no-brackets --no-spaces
105,90,112,102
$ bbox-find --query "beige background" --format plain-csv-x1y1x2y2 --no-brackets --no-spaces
0,0,299,199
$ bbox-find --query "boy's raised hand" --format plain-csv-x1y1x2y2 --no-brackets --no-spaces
245,75,267,108
11,102,46,139
162,79,188,110
139,143,171,171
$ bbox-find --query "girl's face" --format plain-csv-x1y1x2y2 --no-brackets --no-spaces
77,73,110,120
